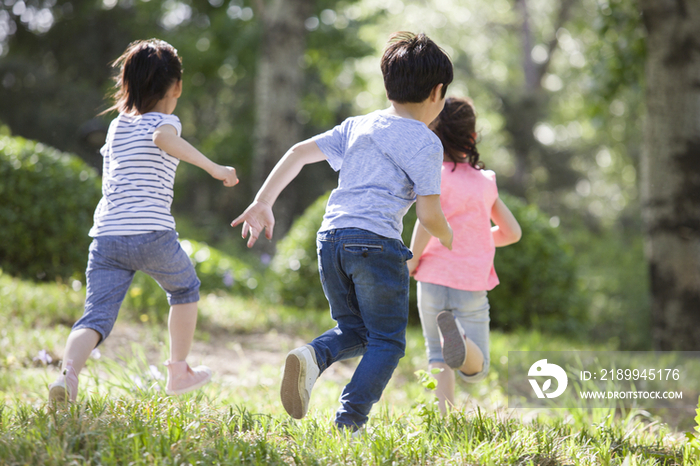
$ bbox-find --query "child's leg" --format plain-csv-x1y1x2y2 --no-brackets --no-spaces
452,290,490,383
281,232,368,420
326,230,412,429
50,236,135,403
430,362,455,414
460,337,485,376
139,231,210,395
163,301,211,395
418,282,456,413
168,302,198,362
62,328,102,375
164,301,211,395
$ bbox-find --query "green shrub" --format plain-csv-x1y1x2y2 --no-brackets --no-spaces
267,191,587,335
0,135,101,281
122,239,262,324
490,193,587,334
266,193,330,309
0,269,85,328
566,225,650,350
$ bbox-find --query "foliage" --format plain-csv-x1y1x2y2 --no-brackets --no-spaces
122,238,262,324
266,192,329,310
686,396,700,457
0,269,84,329
0,134,101,281
567,223,651,350
490,193,587,334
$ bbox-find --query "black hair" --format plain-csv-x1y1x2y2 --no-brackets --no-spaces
430,97,483,171
380,32,453,103
104,39,182,115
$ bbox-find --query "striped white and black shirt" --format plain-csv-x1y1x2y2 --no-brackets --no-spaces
89,112,182,237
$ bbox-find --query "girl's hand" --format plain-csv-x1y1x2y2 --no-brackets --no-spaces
231,200,275,248
407,257,420,276
439,224,454,251
212,165,238,187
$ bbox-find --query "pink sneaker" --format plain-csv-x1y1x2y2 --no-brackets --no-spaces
48,360,79,404
164,360,212,396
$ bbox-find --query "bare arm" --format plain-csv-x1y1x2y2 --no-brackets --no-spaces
231,139,327,248
491,197,522,247
415,194,453,251
407,219,432,275
153,124,238,187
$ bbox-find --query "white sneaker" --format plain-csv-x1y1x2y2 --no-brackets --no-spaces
280,345,320,419
437,311,468,369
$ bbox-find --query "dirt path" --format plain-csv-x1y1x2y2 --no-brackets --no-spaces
98,322,356,388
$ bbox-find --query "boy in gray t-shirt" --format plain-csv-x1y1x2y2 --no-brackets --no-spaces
232,32,454,431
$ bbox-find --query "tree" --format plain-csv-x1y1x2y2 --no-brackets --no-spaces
251,0,313,243
639,0,700,350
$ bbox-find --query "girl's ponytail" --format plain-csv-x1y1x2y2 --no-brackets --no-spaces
430,97,483,171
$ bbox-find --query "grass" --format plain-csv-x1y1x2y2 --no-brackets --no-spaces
0,271,697,465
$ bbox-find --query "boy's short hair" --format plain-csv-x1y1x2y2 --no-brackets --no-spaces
381,32,453,104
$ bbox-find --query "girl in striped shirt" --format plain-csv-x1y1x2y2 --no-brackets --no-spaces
49,39,238,404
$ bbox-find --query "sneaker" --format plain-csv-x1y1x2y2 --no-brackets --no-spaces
339,423,365,438
48,360,79,404
280,345,320,419
437,311,468,369
165,360,212,396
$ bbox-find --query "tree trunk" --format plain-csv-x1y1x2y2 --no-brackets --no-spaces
253,0,313,246
639,0,700,350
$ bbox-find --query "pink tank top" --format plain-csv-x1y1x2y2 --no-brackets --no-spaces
414,162,500,291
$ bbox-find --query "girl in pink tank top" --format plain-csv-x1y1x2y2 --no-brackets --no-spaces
407,97,522,413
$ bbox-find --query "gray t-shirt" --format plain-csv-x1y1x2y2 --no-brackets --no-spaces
313,110,443,241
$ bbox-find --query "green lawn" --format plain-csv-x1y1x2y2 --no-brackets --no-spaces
0,271,697,465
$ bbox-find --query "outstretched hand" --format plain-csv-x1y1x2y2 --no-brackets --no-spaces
231,200,275,248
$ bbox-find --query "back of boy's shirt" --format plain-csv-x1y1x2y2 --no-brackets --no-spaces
313,111,443,241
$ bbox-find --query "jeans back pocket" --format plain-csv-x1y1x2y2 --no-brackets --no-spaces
343,243,383,258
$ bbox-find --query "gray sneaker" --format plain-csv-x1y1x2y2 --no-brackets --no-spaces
280,345,320,419
437,311,468,369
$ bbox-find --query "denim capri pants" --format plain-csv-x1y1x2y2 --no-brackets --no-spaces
72,230,200,345
417,281,490,383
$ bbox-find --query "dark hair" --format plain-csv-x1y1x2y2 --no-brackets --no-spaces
430,97,483,170
103,39,182,115
380,32,453,104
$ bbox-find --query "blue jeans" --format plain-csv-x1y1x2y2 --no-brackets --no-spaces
73,230,200,344
309,228,413,428
417,282,490,383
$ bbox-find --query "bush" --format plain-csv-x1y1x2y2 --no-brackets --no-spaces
489,193,587,334
0,135,101,281
122,238,263,323
267,191,587,335
0,269,85,328
266,193,330,309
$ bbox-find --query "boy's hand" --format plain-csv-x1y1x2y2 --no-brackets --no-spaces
231,200,275,248
212,165,238,187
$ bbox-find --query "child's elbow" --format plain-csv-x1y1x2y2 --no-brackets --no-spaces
510,226,523,244
152,130,167,147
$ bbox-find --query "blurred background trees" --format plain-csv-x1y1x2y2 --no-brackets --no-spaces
2,0,697,350
638,0,700,351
